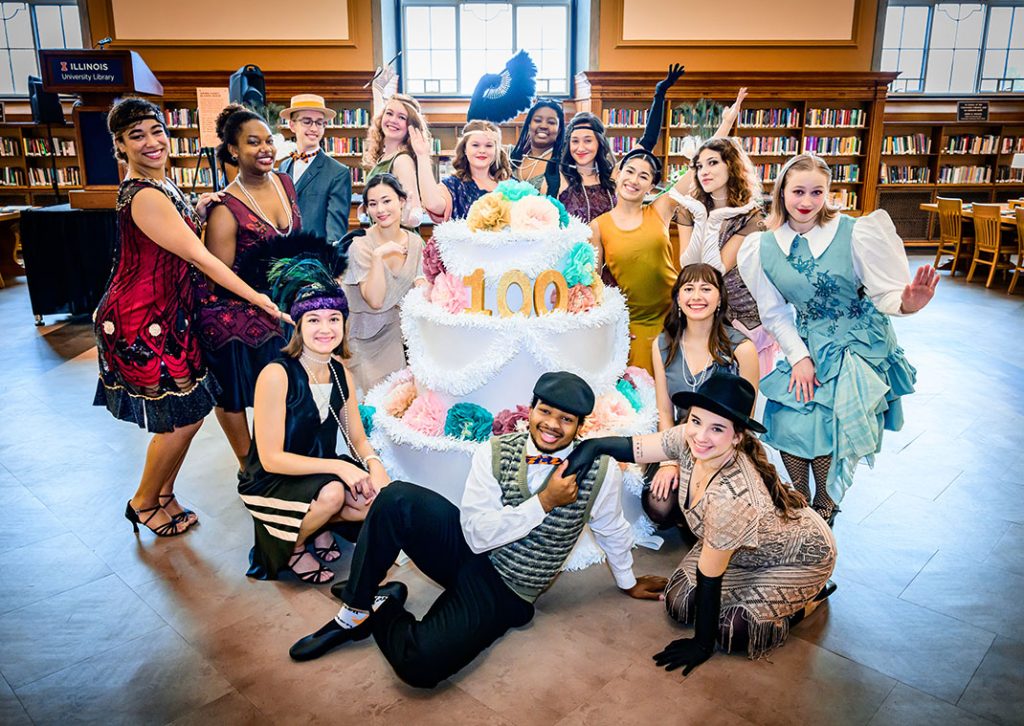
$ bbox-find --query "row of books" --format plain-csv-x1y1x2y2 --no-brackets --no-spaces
753,163,783,182
830,164,861,183
164,108,198,127
738,136,799,156
937,165,992,184
162,107,372,129
882,134,932,155
0,168,24,185
28,167,80,186
602,108,649,128
1000,137,1024,154
325,108,370,128
943,135,1000,155
996,167,1024,183
739,108,800,128
168,166,214,187
168,137,200,156
350,167,366,184
828,189,858,210
805,108,865,128
0,137,20,157
608,136,642,154
670,107,722,129
323,137,366,155
879,164,931,184
23,138,76,157
803,136,862,156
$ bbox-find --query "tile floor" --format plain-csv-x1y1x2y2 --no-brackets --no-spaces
0,258,1021,725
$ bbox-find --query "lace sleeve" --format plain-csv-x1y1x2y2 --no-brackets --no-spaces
660,426,685,462
702,477,759,551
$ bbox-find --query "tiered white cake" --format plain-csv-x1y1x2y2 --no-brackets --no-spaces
364,181,660,565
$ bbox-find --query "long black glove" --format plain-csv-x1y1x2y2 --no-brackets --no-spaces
638,63,685,152
563,436,634,479
653,566,722,676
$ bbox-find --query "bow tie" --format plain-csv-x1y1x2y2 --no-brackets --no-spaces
525,454,563,466
291,150,318,163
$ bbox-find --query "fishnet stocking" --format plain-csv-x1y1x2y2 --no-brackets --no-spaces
780,452,811,501
780,452,838,523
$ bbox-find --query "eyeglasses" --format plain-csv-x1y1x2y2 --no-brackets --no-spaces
297,118,326,128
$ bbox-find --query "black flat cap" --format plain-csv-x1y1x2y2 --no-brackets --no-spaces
533,371,595,417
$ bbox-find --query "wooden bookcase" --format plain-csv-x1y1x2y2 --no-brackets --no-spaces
575,71,896,217
0,100,82,206
878,96,1024,245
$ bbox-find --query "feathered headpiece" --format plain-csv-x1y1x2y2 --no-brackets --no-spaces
267,245,350,321
466,50,537,124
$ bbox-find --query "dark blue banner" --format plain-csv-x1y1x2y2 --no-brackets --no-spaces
46,55,125,86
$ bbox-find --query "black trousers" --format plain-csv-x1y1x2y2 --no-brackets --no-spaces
342,481,535,688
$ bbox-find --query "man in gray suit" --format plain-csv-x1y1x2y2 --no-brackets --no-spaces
278,94,352,242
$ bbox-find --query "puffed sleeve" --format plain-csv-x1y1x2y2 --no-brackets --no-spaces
851,210,912,316
736,233,811,364
342,237,373,286
702,479,759,551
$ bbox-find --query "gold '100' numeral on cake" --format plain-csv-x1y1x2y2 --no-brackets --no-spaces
461,269,570,318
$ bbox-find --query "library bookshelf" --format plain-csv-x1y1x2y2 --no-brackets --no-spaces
878,96,1024,245
0,100,83,206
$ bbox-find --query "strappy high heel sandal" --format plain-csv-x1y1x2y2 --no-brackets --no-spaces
312,531,341,562
124,501,187,537
288,547,335,585
158,493,198,526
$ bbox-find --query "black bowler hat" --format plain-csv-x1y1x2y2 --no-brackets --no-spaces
533,371,595,417
671,373,767,434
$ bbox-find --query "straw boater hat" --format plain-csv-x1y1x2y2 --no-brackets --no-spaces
282,94,336,122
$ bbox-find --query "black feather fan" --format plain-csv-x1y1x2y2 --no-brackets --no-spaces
466,50,538,124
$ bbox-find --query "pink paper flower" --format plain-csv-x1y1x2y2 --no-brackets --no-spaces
422,238,445,284
578,392,634,438
623,365,654,389
510,195,560,232
402,390,447,437
384,380,418,418
429,272,469,314
567,284,597,313
492,404,531,435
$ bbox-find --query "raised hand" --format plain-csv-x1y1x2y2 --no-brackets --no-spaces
788,356,820,403
408,126,431,158
655,63,686,95
721,87,749,129
900,264,939,314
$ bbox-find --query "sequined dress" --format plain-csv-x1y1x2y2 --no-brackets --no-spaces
93,178,220,433
559,183,615,224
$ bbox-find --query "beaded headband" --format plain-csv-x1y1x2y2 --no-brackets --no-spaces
110,111,165,137
290,283,349,321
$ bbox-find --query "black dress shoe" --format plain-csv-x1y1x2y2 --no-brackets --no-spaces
331,579,409,606
289,616,373,662
813,579,838,602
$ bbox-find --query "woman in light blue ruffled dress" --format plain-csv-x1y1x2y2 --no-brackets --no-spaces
737,154,938,524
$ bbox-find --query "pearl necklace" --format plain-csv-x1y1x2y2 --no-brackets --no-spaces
299,354,364,466
236,174,293,235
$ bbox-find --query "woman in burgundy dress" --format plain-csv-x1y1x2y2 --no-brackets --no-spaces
94,98,286,537
200,105,304,470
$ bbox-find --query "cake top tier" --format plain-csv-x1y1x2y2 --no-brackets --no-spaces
431,180,592,281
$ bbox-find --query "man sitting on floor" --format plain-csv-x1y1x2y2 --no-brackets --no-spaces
289,371,666,688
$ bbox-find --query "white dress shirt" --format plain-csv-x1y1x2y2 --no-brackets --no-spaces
292,149,320,184
736,211,912,365
460,437,637,590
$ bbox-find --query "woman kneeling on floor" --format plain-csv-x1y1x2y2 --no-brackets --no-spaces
239,255,391,584
565,373,836,669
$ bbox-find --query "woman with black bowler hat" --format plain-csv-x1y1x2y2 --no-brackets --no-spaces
565,373,837,668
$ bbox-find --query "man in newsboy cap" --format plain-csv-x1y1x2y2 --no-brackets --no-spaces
289,371,666,687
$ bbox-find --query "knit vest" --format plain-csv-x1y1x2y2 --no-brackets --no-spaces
487,432,610,602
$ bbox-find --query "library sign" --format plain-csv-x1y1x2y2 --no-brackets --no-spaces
45,54,125,87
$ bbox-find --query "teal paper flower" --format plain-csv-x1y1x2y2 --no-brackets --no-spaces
444,402,495,442
358,404,376,436
496,179,540,202
616,378,643,413
547,195,570,228
561,241,596,287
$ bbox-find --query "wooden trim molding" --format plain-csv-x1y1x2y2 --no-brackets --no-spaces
156,70,375,102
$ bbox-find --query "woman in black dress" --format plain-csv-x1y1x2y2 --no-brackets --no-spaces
240,259,391,583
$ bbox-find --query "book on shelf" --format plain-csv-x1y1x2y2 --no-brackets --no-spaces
0,168,25,186
937,165,992,184
329,108,370,128
996,166,1024,183
164,108,197,128
882,134,932,155
738,108,800,128
806,108,865,127
322,136,366,155
999,136,1024,154
168,166,214,187
667,163,687,177
943,134,1000,155
0,137,20,157
753,162,783,183
23,138,76,156
350,167,365,184
738,136,799,156
879,163,930,184
830,164,861,183
803,136,861,155
168,137,200,156
828,189,858,210
601,108,649,127
28,166,80,186
608,136,641,154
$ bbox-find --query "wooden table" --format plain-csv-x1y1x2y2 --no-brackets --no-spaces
918,202,1018,229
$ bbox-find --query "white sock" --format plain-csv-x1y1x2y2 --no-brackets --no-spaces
333,594,389,629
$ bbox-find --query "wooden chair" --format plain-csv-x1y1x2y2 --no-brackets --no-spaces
934,197,972,275
966,204,1015,288
1010,208,1024,295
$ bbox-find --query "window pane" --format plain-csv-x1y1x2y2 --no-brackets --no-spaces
1013,10,1024,48
900,49,924,78
540,49,564,80
925,48,954,92
950,48,979,91
982,48,1005,78
431,7,456,49
904,7,929,46
986,8,1011,50
1007,49,1024,78
431,49,456,79
930,6,957,47
954,4,985,46
0,51,13,93
35,5,64,48
405,7,431,49
10,47,37,93
61,6,82,48
517,7,543,48
882,7,903,48
979,78,996,91
880,48,899,71
407,48,429,74
3,3,33,48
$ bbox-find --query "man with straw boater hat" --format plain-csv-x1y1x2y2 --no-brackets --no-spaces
279,93,352,242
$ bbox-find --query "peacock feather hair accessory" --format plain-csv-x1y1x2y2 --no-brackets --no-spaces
267,247,350,321
466,50,538,124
